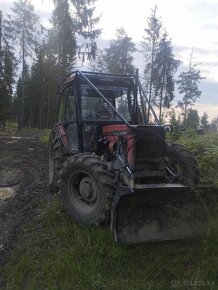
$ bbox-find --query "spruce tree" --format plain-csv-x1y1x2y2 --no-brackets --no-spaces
153,32,180,122
186,108,199,129
0,11,2,79
51,0,76,81
72,0,101,63
95,28,136,74
142,6,162,122
201,112,209,129
5,0,40,129
177,58,204,128
0,11,15,130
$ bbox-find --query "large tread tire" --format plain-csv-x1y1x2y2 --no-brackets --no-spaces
59,153,117,225
49,128,68,193
166,143,200,187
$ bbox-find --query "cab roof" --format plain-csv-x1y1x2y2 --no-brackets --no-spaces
57,70,136,94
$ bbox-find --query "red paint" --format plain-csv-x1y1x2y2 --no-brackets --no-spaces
103,125,135,166
58,125,69,148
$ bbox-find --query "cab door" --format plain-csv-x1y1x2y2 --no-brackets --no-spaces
57,84,79,152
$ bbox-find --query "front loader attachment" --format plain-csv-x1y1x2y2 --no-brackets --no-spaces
111,184,217,244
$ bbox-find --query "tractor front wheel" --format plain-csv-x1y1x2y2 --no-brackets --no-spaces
165,143,200,187
59,154,117,225
48,128,67,192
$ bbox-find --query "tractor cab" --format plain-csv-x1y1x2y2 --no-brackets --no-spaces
56,71,142,153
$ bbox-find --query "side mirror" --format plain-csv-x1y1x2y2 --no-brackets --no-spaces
163,124,174,132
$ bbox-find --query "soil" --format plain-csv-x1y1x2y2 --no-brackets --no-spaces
0,131,49,272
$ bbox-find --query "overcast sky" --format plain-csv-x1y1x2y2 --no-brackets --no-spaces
0,0,218,119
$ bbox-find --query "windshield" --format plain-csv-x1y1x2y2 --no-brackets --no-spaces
80,84,133,122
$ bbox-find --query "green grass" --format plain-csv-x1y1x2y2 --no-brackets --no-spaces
2,196,218,290
39,129,51,144
0,122,18,134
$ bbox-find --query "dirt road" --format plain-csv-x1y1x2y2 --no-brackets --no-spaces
0,132,48,267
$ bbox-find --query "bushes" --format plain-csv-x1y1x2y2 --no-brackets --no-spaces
172,132,218,188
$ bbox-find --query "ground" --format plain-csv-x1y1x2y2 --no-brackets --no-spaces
0,129,218,290
0,130,48,287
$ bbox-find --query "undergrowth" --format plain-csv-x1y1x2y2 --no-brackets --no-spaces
171,131,218,188
39,129,51,144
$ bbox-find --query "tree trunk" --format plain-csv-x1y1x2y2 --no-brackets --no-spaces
0,11,2,79
184,94,188,129
18,29,25,130
159,66,166,123
147,36,155,123
2,118,5,131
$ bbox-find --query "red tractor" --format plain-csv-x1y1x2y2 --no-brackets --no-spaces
49,70,207,244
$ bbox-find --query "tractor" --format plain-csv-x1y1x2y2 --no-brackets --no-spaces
48,70,208,244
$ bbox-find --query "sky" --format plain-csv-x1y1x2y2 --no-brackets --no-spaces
0,0,218,120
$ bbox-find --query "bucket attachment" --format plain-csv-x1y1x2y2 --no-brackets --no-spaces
111,184,216,244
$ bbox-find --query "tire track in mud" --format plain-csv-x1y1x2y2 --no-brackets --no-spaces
0,133,49,268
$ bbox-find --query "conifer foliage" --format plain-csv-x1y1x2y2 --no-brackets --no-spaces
0,0,101,129
142,7,180,123
5,0,40,129
0,11,16,130
95,27,136,74
0,2,206,130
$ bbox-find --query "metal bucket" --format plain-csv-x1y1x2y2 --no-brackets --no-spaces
111,184,217,244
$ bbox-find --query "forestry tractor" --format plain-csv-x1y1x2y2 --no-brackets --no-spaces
48,70,209,244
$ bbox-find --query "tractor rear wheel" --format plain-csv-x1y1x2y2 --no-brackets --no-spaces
49,128,67,192
166,143,200,187
59,154,117,225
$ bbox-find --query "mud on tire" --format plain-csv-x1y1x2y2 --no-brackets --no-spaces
48,128,68,192
166,143,200,187
59,154,117,225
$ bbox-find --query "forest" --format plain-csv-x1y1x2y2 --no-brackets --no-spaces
0,0,217,132
1,1,218,290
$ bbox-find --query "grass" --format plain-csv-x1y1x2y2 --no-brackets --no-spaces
39,129,51,144
0,122,18,135
1,130,218,290
0,123,51,144
2,196,218,290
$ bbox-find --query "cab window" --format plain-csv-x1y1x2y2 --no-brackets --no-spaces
65,91,76,122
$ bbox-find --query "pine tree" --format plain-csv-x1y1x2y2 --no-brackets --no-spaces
5,0,40,129
153,32,180,122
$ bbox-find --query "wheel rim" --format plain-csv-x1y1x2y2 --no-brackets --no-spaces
68,170,99,213
166,158,184,182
